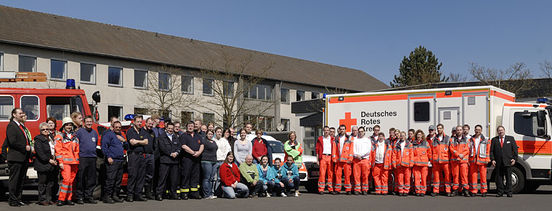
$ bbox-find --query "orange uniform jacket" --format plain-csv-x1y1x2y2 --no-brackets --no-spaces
431,134,450,164
55,132,80,165
372,140,393,170
332,135,353,164
412,140,431,167
469,135,491,165
450,136,469,163
392,140,413,168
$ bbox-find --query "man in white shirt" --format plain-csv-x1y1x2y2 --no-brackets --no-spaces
316,126,334,194
352,127,372,195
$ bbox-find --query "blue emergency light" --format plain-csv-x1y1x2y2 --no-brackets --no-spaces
536,98,549,104
66,79,76,89
124,114,136,121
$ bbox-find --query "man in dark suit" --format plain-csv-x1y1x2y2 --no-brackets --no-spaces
490,125,518,197
3,108,32,206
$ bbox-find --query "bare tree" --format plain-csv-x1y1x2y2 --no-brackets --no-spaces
448,72,468,82
137,66,200,121
541,60,552,78
197,52,276,129
469,62,533,94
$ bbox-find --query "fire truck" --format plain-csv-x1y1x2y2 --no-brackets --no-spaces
324,86,552,193
0,72,127,198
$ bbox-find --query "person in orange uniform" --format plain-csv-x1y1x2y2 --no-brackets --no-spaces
412,130,431,197
332,125,353,194
393,131,413,196
430,124,452,197
468,125,491,197
450,125,470,196
316,126,334,194
352,127,374,195
55,117,80,206
372,132,393,195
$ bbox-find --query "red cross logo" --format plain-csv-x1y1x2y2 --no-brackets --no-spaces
339,112,357,133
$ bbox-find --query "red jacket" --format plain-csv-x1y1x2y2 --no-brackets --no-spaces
316,135,334,160
219,162,240,186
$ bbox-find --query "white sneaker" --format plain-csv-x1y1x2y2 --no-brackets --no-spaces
281,192,287,197
294,191,299,197
266,192,271,198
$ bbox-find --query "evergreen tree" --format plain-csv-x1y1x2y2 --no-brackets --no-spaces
391,46,448,87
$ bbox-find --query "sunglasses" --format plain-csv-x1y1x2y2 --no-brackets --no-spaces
41,129,50,131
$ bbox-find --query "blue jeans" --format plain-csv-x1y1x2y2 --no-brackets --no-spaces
201,161,217,197
283,177,300,192
222,183,249,199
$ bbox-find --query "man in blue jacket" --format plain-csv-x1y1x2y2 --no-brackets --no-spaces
74,116,99,204
101,121,126,204
281,156,300,197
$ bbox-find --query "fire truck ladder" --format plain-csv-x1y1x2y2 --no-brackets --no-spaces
0,72,47,82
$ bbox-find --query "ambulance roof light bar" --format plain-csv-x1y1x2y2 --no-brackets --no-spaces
0,72,47,82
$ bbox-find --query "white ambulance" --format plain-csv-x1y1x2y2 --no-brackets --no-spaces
324,85,552,193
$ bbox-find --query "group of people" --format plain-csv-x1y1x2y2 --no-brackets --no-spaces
2,108,304,207
316,123,519,198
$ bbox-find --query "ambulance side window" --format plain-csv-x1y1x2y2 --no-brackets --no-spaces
21,96,39,120
513,112,539,137
414,102,430,122
0,96,14,120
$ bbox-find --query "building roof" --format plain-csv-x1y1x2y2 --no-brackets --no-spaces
0,5,388,92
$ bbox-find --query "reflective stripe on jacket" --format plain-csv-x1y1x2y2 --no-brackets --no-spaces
450,136,469,163
332,135,353,164
393,140,413,168
54,132,80,165
431,134,450,164
412,140,431,167
469,135,491,165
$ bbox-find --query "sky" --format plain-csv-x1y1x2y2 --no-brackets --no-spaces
1,0,551,85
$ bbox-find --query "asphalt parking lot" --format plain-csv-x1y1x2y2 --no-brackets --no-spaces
1,185,551,211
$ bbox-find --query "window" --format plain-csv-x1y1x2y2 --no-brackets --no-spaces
281,118,290,131
46,97,84,121
108,66,122,86
80,63,96,84
108,105,123,120
413,102,430,122
513,112,543,137
134,107,148,115
311,92,319,99
223,81,234,97
296,90,305,101
0,96,14,120
181,111,193,124
134,70,147,88
19,55,36,72
0,53,3,71
181,75,193,94
245,84,273,100
281,88,290,103
159,72,170,90
244,115,274,131
50,59,66,80
203,78,213,95
203,113,215,124
21,96,39,120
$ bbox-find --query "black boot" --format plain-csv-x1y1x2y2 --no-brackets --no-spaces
145,185,154,200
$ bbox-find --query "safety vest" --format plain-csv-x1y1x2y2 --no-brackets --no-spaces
450,136,469,163
412,140,431,167
332,135,353,164
469,135,491,165
393,140,413,168
54,132,80,165
431,134,450,164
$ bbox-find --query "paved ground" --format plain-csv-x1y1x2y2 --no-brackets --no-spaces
2,186,551,211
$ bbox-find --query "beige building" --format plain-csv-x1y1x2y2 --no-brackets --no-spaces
0,6,387,154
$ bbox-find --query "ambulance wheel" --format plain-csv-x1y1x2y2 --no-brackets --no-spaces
510,166,524,194
305,180,318,193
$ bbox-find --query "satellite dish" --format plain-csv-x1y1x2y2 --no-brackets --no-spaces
277,123,285,131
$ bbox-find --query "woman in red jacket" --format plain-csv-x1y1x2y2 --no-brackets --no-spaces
219,152,249,199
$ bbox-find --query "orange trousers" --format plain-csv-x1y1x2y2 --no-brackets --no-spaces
396,166,411,194
469,164,488,194
373,163,388,194
413,166,428,194
432,163,451,193
334,162,352,192
352,159,370,193
59,164,78,201
451,162,469,191
317,155,334,192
